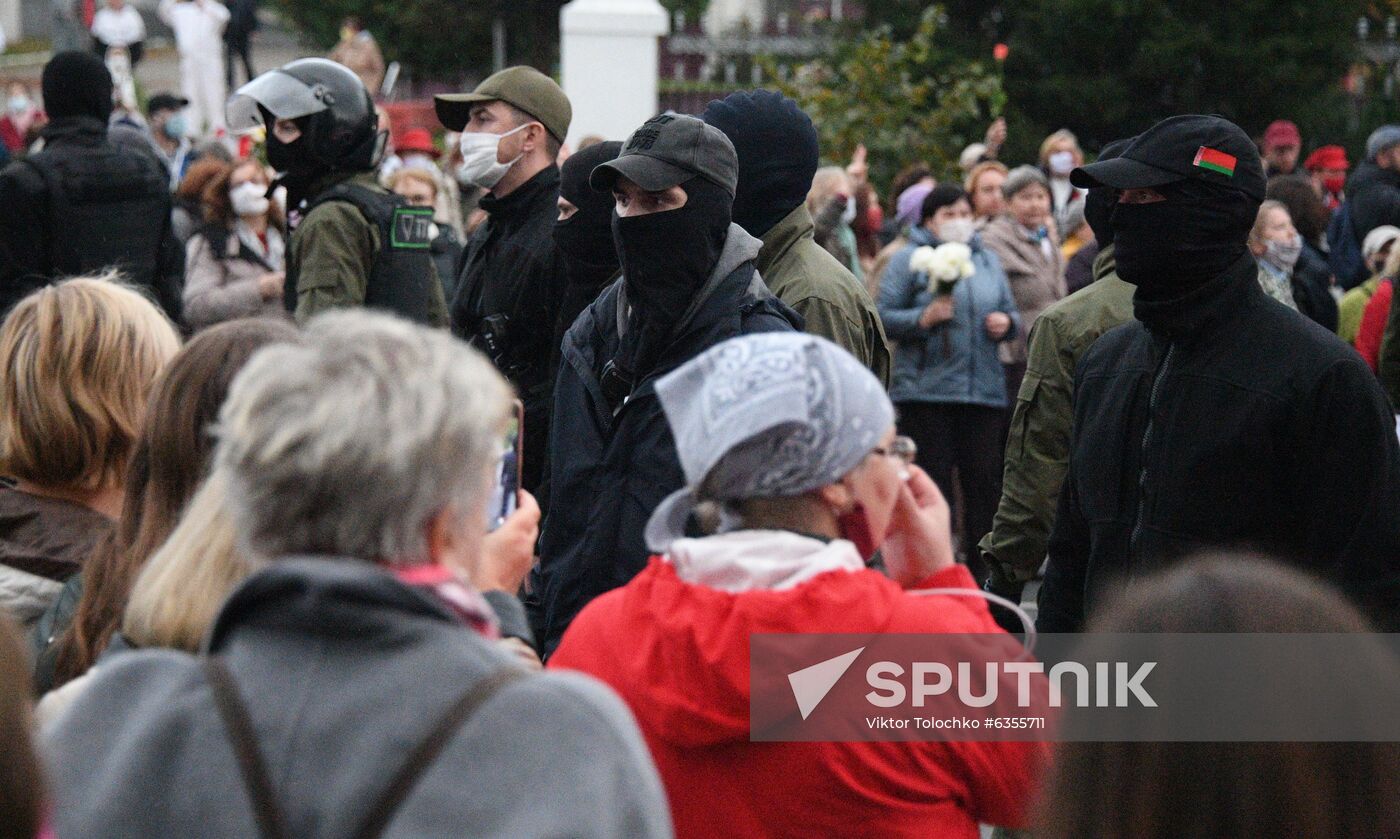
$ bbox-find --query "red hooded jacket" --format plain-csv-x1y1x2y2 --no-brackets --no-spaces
551,550,1047,839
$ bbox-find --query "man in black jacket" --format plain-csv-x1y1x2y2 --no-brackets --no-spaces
436,67,572,497
1344,125,1400,255
0,52,183,319
1040,115,1400,633
528,114,800,654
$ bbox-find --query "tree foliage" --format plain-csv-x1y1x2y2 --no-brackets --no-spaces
270,0,566,83
1002,0,1367,154
766,7,1006,187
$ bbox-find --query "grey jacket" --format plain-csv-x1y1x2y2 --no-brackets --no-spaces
44,558,674,839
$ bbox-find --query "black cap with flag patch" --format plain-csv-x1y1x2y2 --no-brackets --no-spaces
1070,114,1266,202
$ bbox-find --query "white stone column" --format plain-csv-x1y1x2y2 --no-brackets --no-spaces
560,0,669,146
0,0,22,45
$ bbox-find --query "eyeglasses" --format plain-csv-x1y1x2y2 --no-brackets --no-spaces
872,435,917,465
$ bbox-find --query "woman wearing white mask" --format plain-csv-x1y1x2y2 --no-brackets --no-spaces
1039,128,1086,234
183,159,290,330
877,184,1019,580
1248,199,1302,310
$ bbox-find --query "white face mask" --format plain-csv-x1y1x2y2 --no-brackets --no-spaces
839,196,858,226
230,181,270,217
457,123,528,190
1048,150,1075,176
937,217,976,244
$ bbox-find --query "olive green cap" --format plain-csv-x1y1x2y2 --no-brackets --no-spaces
434,66,572,144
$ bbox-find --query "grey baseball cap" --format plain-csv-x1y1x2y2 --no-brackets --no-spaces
590,113,738,197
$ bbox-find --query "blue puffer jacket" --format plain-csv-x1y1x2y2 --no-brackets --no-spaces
878,226,1021,407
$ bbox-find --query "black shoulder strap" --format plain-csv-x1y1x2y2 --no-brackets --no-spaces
348,666,525,839
205,657,290,839
205,656,526,839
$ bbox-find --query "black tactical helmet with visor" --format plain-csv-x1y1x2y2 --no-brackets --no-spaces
227,58,384,176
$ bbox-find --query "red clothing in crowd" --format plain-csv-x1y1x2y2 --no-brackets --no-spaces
551,546,1047,839
1357,279,1391,372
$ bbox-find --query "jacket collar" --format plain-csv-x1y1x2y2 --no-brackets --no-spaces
1132,252,1262,342
1092,243,1117,283
205,557,474,653
40,115,108,144
755,204,814,275
477,165,559,222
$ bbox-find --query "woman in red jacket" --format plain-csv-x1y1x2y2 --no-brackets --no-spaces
551,333,1047,839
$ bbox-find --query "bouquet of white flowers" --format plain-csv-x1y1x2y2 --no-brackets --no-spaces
909,242,976,297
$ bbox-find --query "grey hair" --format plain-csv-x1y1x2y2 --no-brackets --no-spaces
214,309,513,565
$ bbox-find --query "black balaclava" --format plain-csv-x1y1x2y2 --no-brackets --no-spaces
262,107,321,214
41,51,113,123
701,90,818,237
1084,137,1135,247
555,141,624,285
1110,177,1257,301
613,176,731,374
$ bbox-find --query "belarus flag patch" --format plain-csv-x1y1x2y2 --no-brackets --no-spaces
1193,146,1237,177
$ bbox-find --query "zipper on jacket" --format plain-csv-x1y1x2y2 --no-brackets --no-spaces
1128,342,1174,563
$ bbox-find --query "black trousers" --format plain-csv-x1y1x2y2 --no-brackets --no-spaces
226,38,255,88
895,401,1005,581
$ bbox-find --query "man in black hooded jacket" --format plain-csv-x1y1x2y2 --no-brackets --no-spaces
553,140,623,351
529,114,799,654
0,52,183,319
1040,115,1400,633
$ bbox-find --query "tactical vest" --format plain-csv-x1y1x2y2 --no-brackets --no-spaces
23,143,172,295
286,182,438,325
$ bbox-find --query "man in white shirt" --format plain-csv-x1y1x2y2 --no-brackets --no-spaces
91,0,147,65
157,0,229,135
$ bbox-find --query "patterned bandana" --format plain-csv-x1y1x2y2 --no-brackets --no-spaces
645,333,894,552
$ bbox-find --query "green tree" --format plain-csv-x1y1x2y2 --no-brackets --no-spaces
766,7,1006,188
1003,0,1366,154
271,0,567,83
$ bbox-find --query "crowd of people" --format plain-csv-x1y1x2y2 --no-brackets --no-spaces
0,22,1397,839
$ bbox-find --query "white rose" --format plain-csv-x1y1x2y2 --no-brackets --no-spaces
908,245,938,276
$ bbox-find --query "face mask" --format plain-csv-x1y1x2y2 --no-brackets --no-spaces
836,502,880,561
1110,182,1253,300
7,96,29,115
1048,150,1075,176
457,124,528,190
1262,235,1302,272
230,181,270,217
936,217,975,244
1324,175,1345,195
839,196,858,226
614,177,731,332
163,114,187,141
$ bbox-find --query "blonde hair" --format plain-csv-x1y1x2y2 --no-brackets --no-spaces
386,167,440,202
1038,128,1081,165
123,470,262,651
0,275,180,491
963,160,1009,194
1250,200,1290,248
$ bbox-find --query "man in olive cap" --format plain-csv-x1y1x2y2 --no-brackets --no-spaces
1039,114,1400,633
529,113,799,654
435,67,574,498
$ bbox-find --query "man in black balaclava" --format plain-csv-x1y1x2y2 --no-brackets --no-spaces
553,140,623,347
978,137,1137,629
1039,115,1400,633
531,113,799,654
703,90,891,385
0,51,183,318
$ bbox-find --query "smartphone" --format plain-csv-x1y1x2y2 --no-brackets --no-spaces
486,400,524,531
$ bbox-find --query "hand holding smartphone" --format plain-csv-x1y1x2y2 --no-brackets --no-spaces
486,400,525,531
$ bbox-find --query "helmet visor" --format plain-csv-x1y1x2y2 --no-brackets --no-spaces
225,70,330,135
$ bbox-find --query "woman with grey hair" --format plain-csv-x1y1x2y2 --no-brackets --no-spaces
551,332,1047,839
44,310,673,839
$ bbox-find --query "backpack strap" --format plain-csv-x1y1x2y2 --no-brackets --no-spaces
205,655,526,839
204,657,291,839
348,665,526,839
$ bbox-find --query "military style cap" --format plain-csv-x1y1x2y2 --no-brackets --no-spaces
434,66,572,144
1071,114,1266,202
589,113,738,197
